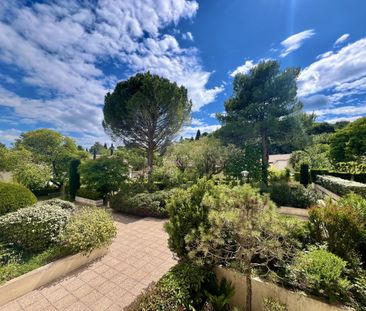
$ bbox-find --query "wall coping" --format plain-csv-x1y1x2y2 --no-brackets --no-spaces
75,196,104,206
0,247,108,306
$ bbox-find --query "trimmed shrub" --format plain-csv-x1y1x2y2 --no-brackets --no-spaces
0,182,37,216
36,198,76,212
299,163,309,187
316,175,366,197
110,189,176,218
76,187,102,200
61,207,116,254
125,263,215,311
268,182,319,208
310,169,366,184
0,205,70,251
290,247,351,302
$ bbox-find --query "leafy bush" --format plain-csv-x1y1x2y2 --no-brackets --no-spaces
76,187,102,200
309,194,366,265
0,205,70,251
13,162,52,192
110,189,176,218
268,182,319,208
0,182,37,216
289,247,351,302
316,175,366,197
268,167,290,183
165,179,214,259
61,207,116,254
205,278,235,311
79,157,128,197
125,262,215,311
36,198,76,212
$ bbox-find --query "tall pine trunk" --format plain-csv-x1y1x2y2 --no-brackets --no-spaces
244,261,252,311
147,147,154,185
261,129,269,187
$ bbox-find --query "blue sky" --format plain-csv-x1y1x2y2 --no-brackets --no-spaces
0,0,366,147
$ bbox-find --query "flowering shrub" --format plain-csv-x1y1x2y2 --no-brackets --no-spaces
35,198,76,212
0,205,70,251
316,175,366,197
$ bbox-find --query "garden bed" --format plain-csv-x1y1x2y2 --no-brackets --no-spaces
0,247,107,306
215,267,348,311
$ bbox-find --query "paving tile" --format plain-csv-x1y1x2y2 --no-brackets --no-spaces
51,294,78,310
0,301,23,311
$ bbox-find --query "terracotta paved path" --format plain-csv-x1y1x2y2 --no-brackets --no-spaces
1,214,176,311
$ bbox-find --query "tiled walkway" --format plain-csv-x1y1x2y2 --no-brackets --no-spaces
1,214,176,311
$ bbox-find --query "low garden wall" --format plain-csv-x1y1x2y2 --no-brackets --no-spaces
314,184,340,201
0,247,108,307
75,196,104,207
215,267,348,311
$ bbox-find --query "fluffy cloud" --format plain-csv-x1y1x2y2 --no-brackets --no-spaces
0,0,222,145
280,29,316,57
177,117,220,138
298,38,366,98
334,33,350,46
230,60,255,77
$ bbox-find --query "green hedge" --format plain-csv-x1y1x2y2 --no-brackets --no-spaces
316,175,366,197
0,205,70,252
125,263,214,311
110,189,177,218
310,170,366,184
0,182,37,216
61,207,116,254
268,182,319,208
76,187,102,200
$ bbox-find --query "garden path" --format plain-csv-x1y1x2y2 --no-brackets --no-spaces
1,214,176,311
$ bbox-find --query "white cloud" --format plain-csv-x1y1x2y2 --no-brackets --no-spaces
0,0,222,145
322,115,362,124
316,51,333,60
313,105,366,118
180,124,221,138
298,37,366,98
334,33,350,46
230,60,255,77
182,32,194,41
0,128,22,145
280,29,315,57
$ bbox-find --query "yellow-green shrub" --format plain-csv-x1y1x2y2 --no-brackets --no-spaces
61,208,116,254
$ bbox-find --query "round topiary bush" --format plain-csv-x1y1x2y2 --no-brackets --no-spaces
0,205,70,252
0,182,37,216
